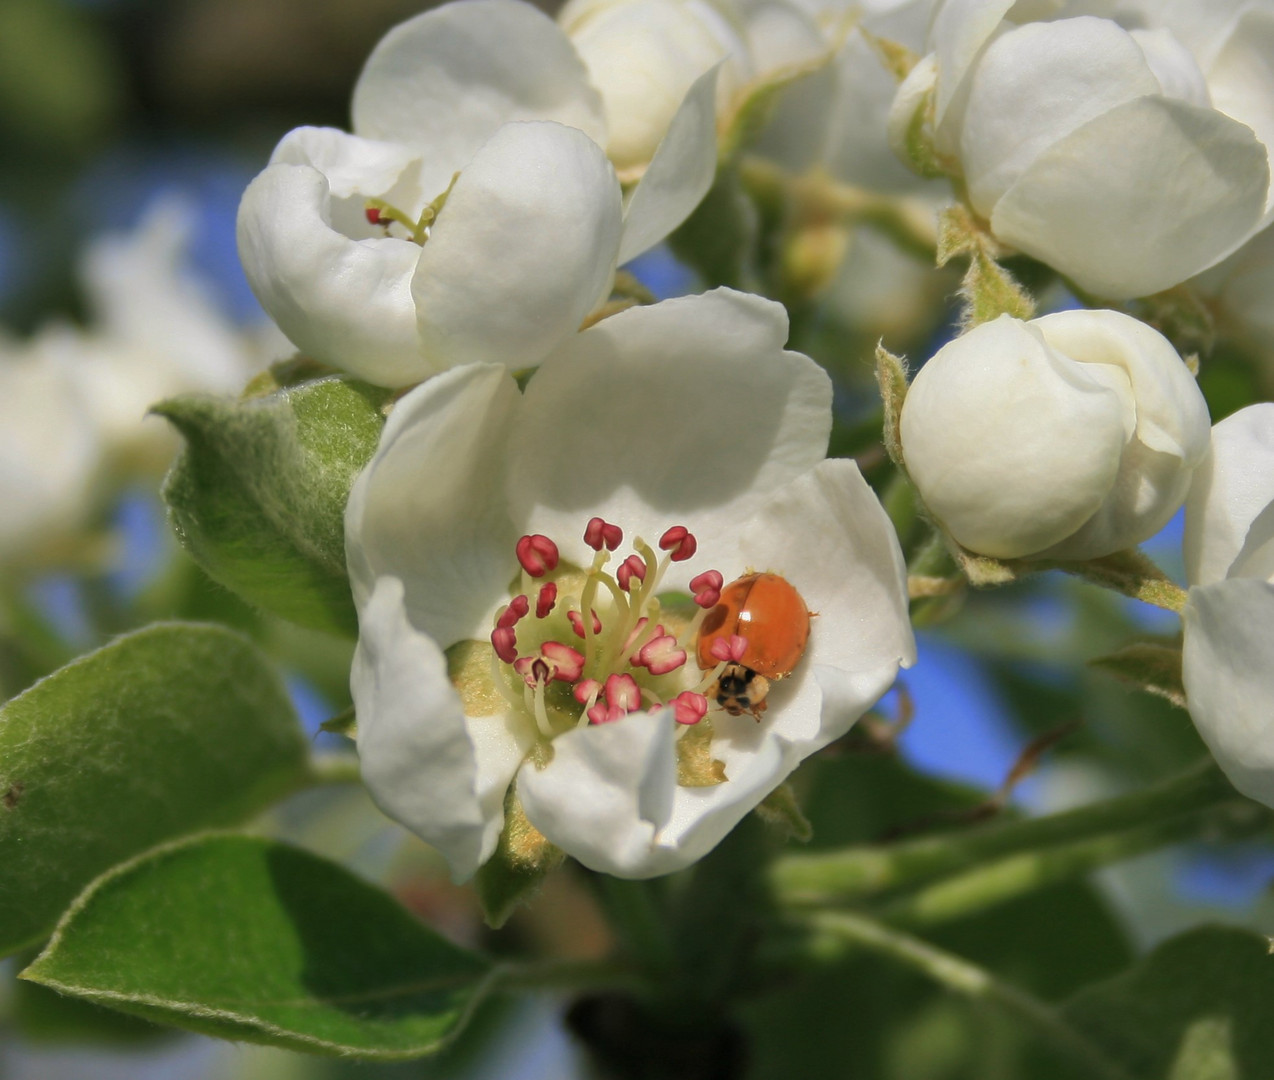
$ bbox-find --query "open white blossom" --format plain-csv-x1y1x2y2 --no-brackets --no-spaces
237,0,721,389
899,310,1211,560
345,289,915,879
890,0,1274,298
1182,404,1274,807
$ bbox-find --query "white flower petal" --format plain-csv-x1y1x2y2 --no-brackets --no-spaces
618,64,720,266
961,18,1160,218
236,164,427,386
346,364,521,647
351,0,605,193
1183,579,1274,808
507,289,832,584
990,96,1270,298
269,126,422,208
517,708,678,877
1207,8,1274,217
1184,403,1274,586
1130,28,1210,106
353,577,530,882
930,0,1018,132
411,122,623,373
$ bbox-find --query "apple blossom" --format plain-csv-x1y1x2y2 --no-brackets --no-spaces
889,0,1274,298
899,309,1211,560
237,0,722,389
1181,404,1274,807
345,289,915,880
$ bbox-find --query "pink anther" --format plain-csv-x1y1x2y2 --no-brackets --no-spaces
659,525,697,562
583,516,623,551
491,626,518,664
365,207,383,225
709,634,749,663
588,701,625,725
568,608,602,638
513,655,553,686
516,534,559,577
633,633,687,676
617,554,647,592
690,570,724,609
497,594,530,629
541,641,585,682
604,673,641,713
573,678,601,705
671,691,709,726
536,582,557,619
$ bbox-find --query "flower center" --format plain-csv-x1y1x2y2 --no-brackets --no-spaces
364,172,459,245
487,518,736,740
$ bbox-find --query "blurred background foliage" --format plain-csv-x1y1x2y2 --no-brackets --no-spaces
1,1,1273,1078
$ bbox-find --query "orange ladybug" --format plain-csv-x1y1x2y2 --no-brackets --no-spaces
696,572,810,718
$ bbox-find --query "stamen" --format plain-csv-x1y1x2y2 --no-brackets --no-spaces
536,582,557,619
497,594,529,629
568,608,602,638
542,641,585,683
588,701,625,725
531,681,554,738
659,525,697,562
491,626,518,664
516,534,559,577
690,570,724,609
573,679,601,705
710,635,749,664
584,517,623,551
365,207,383,226
604,673,641,713
617,554,647,592
672,691,709,726
633,631,687,676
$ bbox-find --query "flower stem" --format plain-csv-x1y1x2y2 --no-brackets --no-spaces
801,910,1134,1080
1044,548,1188,613
592,875,677,974
307,753,362,786
770,759,1241,906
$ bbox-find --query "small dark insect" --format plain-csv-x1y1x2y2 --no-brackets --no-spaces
3,781,25,810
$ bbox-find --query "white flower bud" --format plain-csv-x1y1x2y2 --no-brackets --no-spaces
899,310,1210,560
559,0,750,177
895,2,1274,297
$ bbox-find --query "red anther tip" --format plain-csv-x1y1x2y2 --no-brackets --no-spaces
536,582,557,619
617,554,647,592
659,526,697,561
672,691,709,726
710,634,748,663
491,626,517,663
497,594,530,629
568,608,602,638
603,673,641,712
584,516,623,551
516,534,559,577
690,569,724,608
365,207,383,225
542,641,585,682
573,678,601,705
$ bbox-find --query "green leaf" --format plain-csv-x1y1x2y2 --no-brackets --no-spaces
1063,926,1274,1080
874,343,909,469
10,972,169,1046
1091,642,1187,709
937,205,1036,328
21,834,494,1060
0,623,309,958
157,376,391,637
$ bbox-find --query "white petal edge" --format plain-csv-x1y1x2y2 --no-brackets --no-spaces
411,121,623,373
236,164,427,386
346,363,521,648
1183,579,1274,808
517,708,678,877
618,64,720,266
353,576,531,882
1184,403,1274,586
991,96,1270,299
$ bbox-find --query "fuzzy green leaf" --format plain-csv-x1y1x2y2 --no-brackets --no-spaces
21,834,494,1059
1064,926,1274,1080
158,376,391,637
0,623,309,958
473,790,563,929
874,344,910,469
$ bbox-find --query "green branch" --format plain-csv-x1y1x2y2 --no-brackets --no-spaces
802,910,1134,1080
771,759,1241,906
